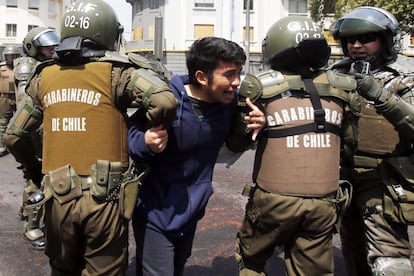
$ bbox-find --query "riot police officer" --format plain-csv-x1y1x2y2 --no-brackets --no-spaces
0,45,20,156
232,16,355,275
330,7,414,276
10,27,60,249
15,26,60,105
5,0,177,274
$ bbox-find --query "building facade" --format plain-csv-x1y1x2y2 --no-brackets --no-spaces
0,0,73,48
125,0,414,75
0,0,412,73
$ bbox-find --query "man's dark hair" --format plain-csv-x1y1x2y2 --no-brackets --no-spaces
186,37,246,87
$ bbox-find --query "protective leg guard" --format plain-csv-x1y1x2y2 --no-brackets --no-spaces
23,191,45,250
0,118,9,156
19,179,39,220
372,257,414,276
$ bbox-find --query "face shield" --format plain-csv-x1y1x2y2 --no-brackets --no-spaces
33,30,60,48
341,7,398,33
4,54,20,65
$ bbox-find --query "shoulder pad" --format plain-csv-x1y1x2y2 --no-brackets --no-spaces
253,70,351,102
256,70,301,99
14,57,39,81
128,53,172,82
256,70,285,99
311,71,351,101
388,55,414,74
239,73,263,102
97,51,131,65
326,70,357,91
241,69,285,99
14,56,37,66
127,53,152,70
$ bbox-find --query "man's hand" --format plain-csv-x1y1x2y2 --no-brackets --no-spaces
144,125,168,153
355,73,389,103
243,98,265,141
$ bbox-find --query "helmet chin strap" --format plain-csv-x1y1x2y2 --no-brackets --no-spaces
363,52,384,71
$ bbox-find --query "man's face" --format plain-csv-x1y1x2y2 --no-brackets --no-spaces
346,33,382,60
38,46,56,60
203,60,243,104
4,54,20,66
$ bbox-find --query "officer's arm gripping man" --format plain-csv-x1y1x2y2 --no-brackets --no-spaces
226,73,264,152
355,73,414,140
123,64,177,129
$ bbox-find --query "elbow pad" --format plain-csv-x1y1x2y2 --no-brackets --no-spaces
376,95,414,139
239,73,263,103
233,73,264,137
6,102,42,137
127,68,170,109
127,68,177,128
234,70,283,134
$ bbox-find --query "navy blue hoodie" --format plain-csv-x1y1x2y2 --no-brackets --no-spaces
128,75,237,234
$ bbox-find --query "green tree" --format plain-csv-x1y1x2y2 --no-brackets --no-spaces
309,0,414,34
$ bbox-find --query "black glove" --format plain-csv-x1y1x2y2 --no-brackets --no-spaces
354,73,389,103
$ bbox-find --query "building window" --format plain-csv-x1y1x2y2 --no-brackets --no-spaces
194,0,214,8
148,24,155,40
6,24,17,37
134,27,143,40
243,0,253,10
29,0,39,10
150,0,160,9
28,25,38,32
194,24,214,39
288,0,307,14
6,0,18,7
48,0,56,15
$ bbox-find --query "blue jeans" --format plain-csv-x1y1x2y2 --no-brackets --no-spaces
133,217,197,276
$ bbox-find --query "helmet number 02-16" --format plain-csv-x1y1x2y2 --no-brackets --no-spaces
64,15,90,29
64,1,98,30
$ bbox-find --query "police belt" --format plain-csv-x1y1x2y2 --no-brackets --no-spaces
255,184,337,200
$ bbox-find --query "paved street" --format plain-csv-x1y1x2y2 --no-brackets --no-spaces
0,149,413,275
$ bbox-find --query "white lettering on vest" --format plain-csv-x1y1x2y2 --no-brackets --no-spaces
286,133,332,148
303,134,331,148
267,106,343,127
51,117,86,132
286,135,300,148
43,89,101,107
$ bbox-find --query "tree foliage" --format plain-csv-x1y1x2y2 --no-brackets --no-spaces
309,0,414,34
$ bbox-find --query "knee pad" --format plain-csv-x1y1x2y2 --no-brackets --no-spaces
372,257,414,276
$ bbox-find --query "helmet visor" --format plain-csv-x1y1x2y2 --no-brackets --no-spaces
33,31,60,48
345,7,398,31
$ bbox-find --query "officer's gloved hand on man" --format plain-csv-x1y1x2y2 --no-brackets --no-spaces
354,73,390,104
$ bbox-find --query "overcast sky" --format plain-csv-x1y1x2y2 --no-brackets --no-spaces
102,0,132,38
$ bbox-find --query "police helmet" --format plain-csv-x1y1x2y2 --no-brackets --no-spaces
3,45,21,66
3,45,20,59
23,27,60,57
262,15,330,72
61,0,124,51
330,7,400,63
